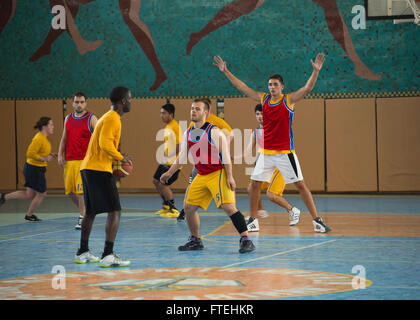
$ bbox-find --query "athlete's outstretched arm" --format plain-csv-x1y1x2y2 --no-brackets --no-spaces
213,56,262,102
289,53,326,105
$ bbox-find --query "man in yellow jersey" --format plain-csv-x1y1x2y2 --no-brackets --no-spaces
153,102,182,217
244,104,301,232
214,54,331,233
161,98,255,254
74,86,133,267
177,98,233,221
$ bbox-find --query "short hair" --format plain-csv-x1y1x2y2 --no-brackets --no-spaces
109,86,129,105
73,92,86,101
161,102,175,116
255,104,262,113
268,74,284,85
34,117,51,131
201,97,211,106
193,98,210,111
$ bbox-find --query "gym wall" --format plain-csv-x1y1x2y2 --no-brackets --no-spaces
1,96,419,193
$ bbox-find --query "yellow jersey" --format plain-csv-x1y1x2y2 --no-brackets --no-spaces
164,119,181,166
26,132,51,167
80,109,123,173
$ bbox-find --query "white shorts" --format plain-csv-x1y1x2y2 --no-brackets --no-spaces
251,153,303,184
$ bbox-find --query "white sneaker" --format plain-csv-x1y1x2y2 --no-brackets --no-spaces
99,253,131,268
75,216,83,229
312,217,332,233
247,218,260,232
288,207,301,226
74,250,99,264
257,210,269,218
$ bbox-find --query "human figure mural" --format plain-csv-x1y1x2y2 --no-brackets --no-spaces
118,0,167,91
0,0,17,36
29,0,102,62
0,0,167,91
3,0,420,86
186,0,382,80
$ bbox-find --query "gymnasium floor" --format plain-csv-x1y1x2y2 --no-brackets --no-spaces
0,193,419,300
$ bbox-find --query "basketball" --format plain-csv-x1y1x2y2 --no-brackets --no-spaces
113,160,133,178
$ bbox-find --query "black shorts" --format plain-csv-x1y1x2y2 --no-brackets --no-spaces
81,169,121,216
24,163,47,193
153,164,180,186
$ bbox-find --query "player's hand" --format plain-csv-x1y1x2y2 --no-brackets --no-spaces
311,53,325,72
122,154,132,165
42,154,54,162
57,154,65,167
160,171,172,184
227,175,236,191
213,56,227,73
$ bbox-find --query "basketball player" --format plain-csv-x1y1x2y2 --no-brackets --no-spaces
177,98,233,221
245,104,301,232
0,117,56,222
153,102,182,217
58,92,97,229
160,98,255,253
214,54,331,233
74,86,132,267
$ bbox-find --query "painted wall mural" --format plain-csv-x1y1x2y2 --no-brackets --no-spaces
0,0,418,99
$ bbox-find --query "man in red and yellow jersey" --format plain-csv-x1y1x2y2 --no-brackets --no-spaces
74,86,132,268
161,98,255,254
244,104,301,231
214,53,331,233
58,92,98,229
177,98,233,221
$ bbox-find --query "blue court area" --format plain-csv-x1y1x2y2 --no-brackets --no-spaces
0,194,419,300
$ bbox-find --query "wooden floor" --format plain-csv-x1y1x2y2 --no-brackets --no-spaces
0,194,419,301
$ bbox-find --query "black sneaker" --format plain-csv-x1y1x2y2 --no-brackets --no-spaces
312,217,332,233
25,215,42,222
0,193,5,206
239,237,255,253
178,236,204,251
177,209,185,221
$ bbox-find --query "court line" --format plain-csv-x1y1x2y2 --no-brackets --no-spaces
221,239,337,268
0,216,151,243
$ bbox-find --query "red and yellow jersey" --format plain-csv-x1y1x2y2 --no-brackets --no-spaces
187,122,224,175
65,112,93,161
188,113,232,136
260,93,295,154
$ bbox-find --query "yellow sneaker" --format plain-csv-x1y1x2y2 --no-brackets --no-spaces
166,208,180,218
156,205,170,215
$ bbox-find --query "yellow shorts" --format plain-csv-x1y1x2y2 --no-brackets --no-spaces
259,168,285,196
185,168,235,210
64,160,84,195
